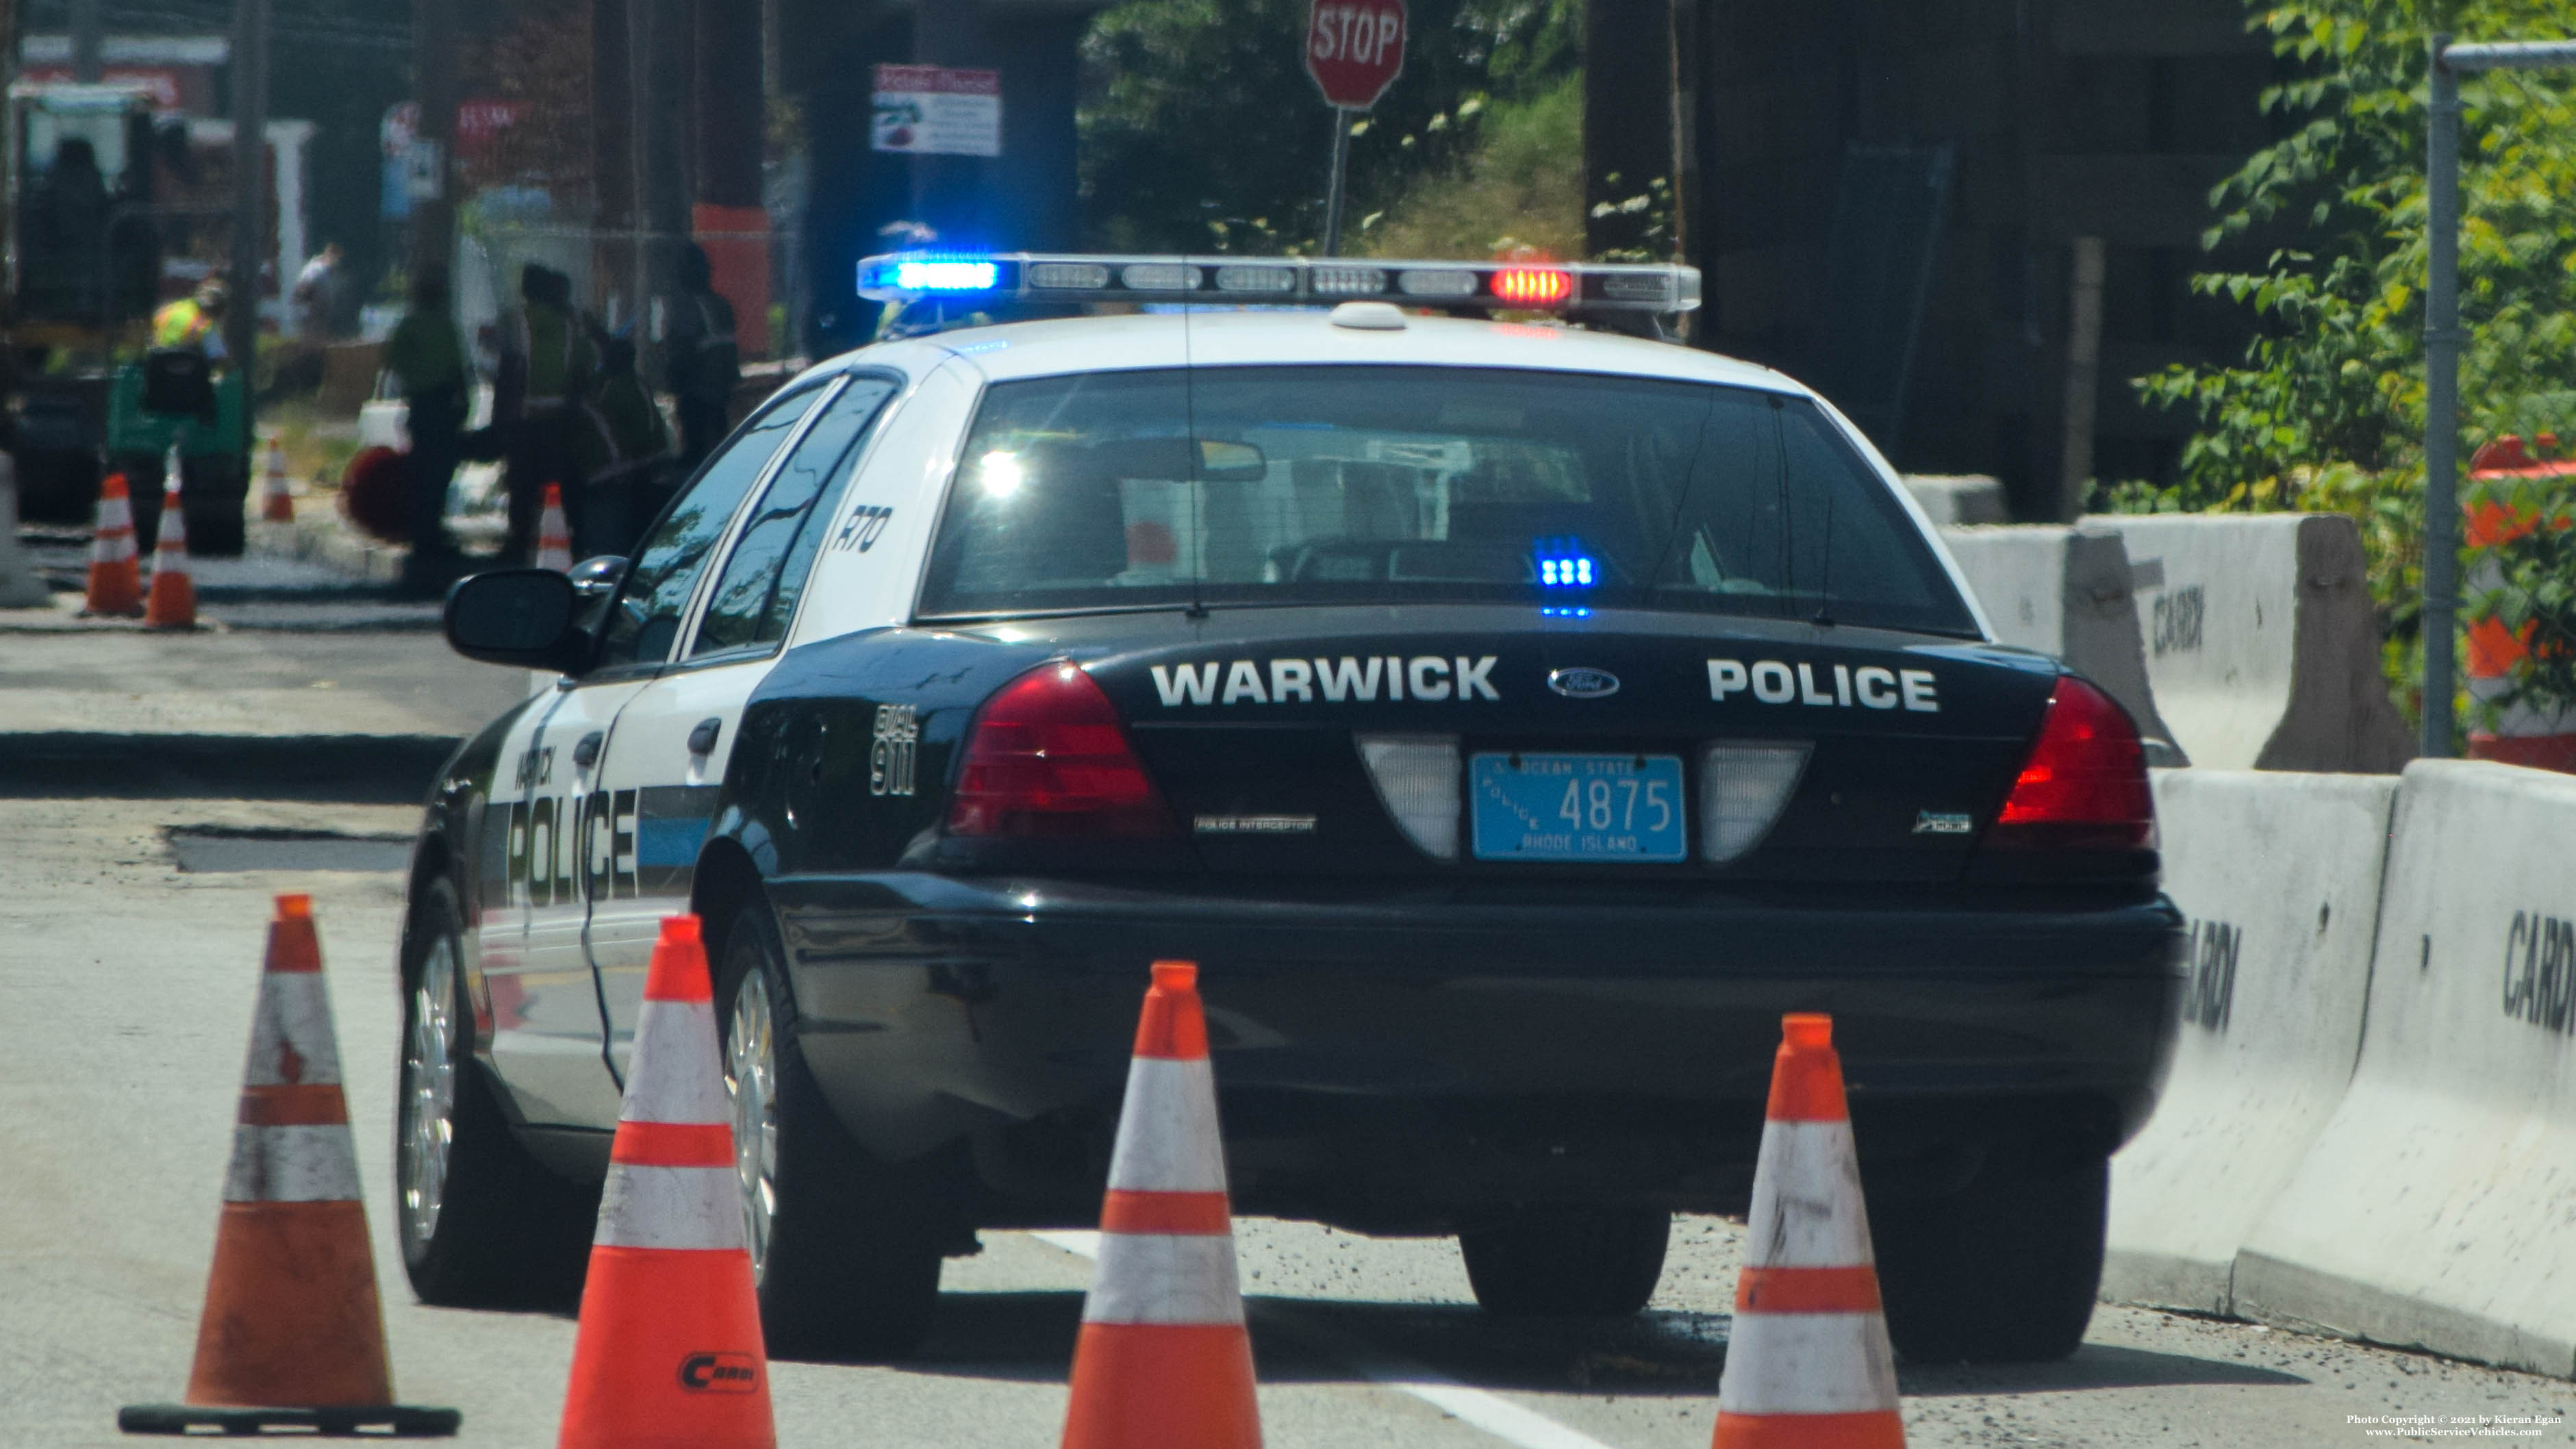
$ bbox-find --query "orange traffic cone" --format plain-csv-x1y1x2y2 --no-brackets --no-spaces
118,896,460,1437
84,473,142,616
1710,1014,1904,1449
144,478,197,629
557,914,774,1449
535,481,572,572
260,436,296,522
1062,961,1261,1449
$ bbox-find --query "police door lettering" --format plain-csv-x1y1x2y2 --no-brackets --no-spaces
1151,656,1502,706
494,785,714,906
1708,658,1938,713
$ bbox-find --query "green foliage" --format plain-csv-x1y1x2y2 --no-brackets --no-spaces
2123,0,2576,729
1080,0,1581,253
1354,75,1584,260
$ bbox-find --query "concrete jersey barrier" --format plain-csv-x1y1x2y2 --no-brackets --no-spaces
2102,769,2393,1316
1901,475,2009,527
2088,512,2410,774
2234,760,2576,1377
1936,524,2183,763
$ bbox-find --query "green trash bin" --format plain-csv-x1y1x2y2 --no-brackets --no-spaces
107,362,251,557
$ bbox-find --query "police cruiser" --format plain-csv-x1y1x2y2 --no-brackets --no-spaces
398,251,2182,1364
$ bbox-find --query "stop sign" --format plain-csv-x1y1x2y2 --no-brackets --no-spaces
1305,0,1407,111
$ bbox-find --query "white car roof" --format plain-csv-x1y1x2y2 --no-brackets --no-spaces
800,309,1814,394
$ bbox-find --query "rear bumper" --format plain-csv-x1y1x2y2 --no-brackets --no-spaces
766,873,2183,1228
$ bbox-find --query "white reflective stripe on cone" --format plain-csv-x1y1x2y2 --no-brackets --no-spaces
1716,1311,1900,1416
223,1124,365,1203
618,999,728,1126
1104,1057,1228,1194
594,1163,745,1250
1742,1119,1873,1269
99,496,131,529
1081,1231,1246,1326
243,975,344,1087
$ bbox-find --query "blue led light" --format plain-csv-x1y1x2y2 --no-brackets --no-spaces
1541,605,1593,618
893,259,998,292
1535,536,1596,589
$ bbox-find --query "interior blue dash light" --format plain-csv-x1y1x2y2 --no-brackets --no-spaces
1536,536,1595,589
894,259,999,292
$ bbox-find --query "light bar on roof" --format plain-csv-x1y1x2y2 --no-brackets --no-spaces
855,251,1702,316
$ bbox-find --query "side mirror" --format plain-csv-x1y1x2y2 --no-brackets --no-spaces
444,568,596,673
568,554,629,601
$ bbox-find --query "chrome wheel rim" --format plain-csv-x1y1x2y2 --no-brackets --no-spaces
727,970,780,1279
399,935,459,1255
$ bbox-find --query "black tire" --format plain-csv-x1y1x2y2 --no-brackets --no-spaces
1459,1207,1670,1316
714,897,944,1361
1869,1150,2107,1363
395,877,598,1308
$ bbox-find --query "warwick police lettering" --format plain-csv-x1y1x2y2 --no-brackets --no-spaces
1706,658,1939,712
1150,656,1502,706
2503,911,2576,1034
2184,918,2240,1031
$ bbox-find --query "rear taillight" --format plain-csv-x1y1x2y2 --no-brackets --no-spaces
1986,675,2154,851
947,663,1178,839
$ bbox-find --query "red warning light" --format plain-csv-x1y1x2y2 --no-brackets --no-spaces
1490,267,1573,307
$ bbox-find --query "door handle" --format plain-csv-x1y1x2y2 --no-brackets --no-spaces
687,718,723,756
573,731,603,770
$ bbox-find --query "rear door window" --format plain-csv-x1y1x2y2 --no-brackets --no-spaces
597,383,824,669
692,377,900,656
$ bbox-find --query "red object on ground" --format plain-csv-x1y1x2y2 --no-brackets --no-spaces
340,446,407,545
1304,0,1407,110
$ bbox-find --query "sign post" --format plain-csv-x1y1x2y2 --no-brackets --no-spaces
1304,0,1406,255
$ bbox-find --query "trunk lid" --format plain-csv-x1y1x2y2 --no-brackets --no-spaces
967,605,2058,884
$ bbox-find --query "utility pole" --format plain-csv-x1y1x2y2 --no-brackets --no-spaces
226,0,270,462
410,0,458,277
68,0,101,81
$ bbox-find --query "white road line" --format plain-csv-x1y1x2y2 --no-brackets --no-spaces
1026,1230,1624,1449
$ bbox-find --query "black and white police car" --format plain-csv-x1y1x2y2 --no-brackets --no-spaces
397,252,2182,1364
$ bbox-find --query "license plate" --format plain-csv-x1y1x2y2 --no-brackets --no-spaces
1469,753,1687,863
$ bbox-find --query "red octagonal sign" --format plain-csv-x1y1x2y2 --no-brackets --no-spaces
1306,0,1407,112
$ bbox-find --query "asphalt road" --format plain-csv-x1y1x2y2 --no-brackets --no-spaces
3,625,2574,1448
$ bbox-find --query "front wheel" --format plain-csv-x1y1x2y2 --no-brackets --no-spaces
1459,1207,1670,1316
395,878,596,1308
1869,1150,2107,1363
716,897,943,1360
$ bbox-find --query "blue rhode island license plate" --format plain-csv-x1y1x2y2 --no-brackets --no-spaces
1469,753,1687,863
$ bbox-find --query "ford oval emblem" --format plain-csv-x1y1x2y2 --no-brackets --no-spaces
1548,667,1620,699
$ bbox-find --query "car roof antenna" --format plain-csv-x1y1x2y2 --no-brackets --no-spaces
1181,258,1209,621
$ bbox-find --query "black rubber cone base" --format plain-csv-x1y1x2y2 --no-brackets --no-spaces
118,1402,462,1437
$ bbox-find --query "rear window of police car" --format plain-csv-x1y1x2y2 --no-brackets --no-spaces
916,365,1976,635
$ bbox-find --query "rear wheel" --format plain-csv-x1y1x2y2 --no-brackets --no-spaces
1459,1207,1670,1316
1869,1150,2107,1363
395,877,597,1308
716,897,943,1360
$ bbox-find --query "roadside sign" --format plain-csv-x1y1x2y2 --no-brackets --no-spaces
1304,0,1406,112
871,65,1002,158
